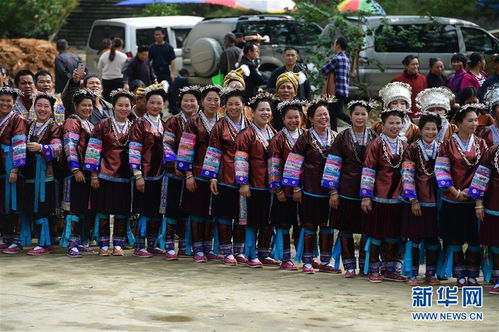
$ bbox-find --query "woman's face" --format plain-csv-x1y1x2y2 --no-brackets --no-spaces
147,94,164,117
350,106,369,128
310,105,330,130
458,111,478,135
451,61,464,72
421,121,438,143
75,98,93,119
283,108,301,131
228,80,244,89
225,96,243,119
405,58,419,74
0,94,14,117
114,96,131,120
34,98,53,122
253,101,272,126
464,96,479,105
180,93,199,116
428,106,447,119
277,82,296,102
383,114,403,138
202,91,220,115
431,61,444,76
388,99,409,111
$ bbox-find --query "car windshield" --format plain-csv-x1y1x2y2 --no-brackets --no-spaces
136,28,170,46
236,20,300,45
89,25,125,50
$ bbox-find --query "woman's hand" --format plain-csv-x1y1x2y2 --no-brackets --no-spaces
8,170,18,184
186,175,197,192
210,180,219,195
136,177,145,193
74,170,85,183
411,201,422,217
293,190,302,203
329,192,339,209
240,184,251,198
27,142,42,153
91,177,100,190
475,199,485,221
275,190,286,202
361,197,372,214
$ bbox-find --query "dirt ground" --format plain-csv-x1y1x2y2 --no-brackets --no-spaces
1,247,498,332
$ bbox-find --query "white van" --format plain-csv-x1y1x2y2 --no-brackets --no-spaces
85,16,203,75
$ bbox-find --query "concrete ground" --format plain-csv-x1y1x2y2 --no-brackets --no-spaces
1,247,498,331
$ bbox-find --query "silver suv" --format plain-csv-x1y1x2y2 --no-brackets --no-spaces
182,15,322,84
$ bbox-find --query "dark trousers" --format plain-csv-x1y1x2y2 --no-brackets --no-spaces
328,95,351,131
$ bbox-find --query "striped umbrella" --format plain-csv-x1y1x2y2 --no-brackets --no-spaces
337,0,386,15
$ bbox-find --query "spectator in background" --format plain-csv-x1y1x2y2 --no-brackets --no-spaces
321,37,352,130
447,53,467,95
31,70,65,124
239,43,265,99
234,32,245,49
98,38,127,102
391,54,427,118
149,27,176,83
124,45,156,88
479,56,499,99
167,68,190,115
460,52,488,91
0,65,9,87
267,47,311,100
426,57,447,88
98,38,112,56
54,39,82,94
129,80,147,120
220,33,241,76
13,70,36,118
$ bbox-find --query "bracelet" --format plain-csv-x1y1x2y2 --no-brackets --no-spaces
293,188,302,193
71,168,79,174
455,189,461,199
411,200,419,205
362,197,370,201
210,179,218,183
186,174,194,180
91,176,98,180
475,206,484,210
135,175,143,180
276,190,284,195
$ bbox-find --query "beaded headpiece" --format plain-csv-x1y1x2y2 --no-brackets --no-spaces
415,87,454,112
0,87,22,99
379,82,412,110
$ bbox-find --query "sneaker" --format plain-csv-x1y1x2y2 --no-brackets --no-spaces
261,257,281,266
319,263,335,273
425,276,441,285
407,277,419,286
368,273,383,283
280,260,298,271
67,247,82,258
311,261,320,269
489,283,499,295
303,263,315,274
46,245,55,252
27,246,50,255
77,245,94,253
99,248,110,256
466,277,479,286
0,243,10,250
235,254,248,264
206,252,223,261
456,278,466,288
384,272,406,282
133,248,153,258
224,255,238,265
112,248,124,256
247,258,263,268
147,247,166,256
164,250,178,261
2,244,21,254
193,253,207,263
344,269,356,278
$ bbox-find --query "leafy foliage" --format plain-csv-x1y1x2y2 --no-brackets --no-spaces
0,0,78,40
138,3,182,17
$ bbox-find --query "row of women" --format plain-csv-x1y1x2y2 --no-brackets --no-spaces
0,71,498,293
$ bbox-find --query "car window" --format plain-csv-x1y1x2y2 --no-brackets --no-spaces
461,27,496,53
269,21,299,45
295,22,322,46
136,28,169,46
419,24,459,53
89,25,125,50
172,28,191,48
374,24,422,53
235,21,269,42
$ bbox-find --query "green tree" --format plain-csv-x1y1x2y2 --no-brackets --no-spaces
0,0,78,40
138,3,182,17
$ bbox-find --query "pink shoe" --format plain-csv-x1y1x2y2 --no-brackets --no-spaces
303,264,315,274
224,256,238,265
193,253,207,263
46,245,55,252
280,260,298,271
384,272,406,282
164,250,178,261
368,273,383,283
407,277,420,286
319,263,335,273
177,249,191,257
489,283,499,295
2,244,21,254
206,252,223,261
311,261,320,269
147,247,166,256
99,248,110,256
67,247,82,258
133,248,153,258
112,248,124,256
344,270,356,278
27,246,50,255
332,268,342,274
236,254,249,264
261,257,281,266
247,259,263,268
77,245,94,253
0,243,11,250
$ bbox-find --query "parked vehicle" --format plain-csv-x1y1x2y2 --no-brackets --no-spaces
182,15,323,85
323,16,499,96
85,16,203,75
